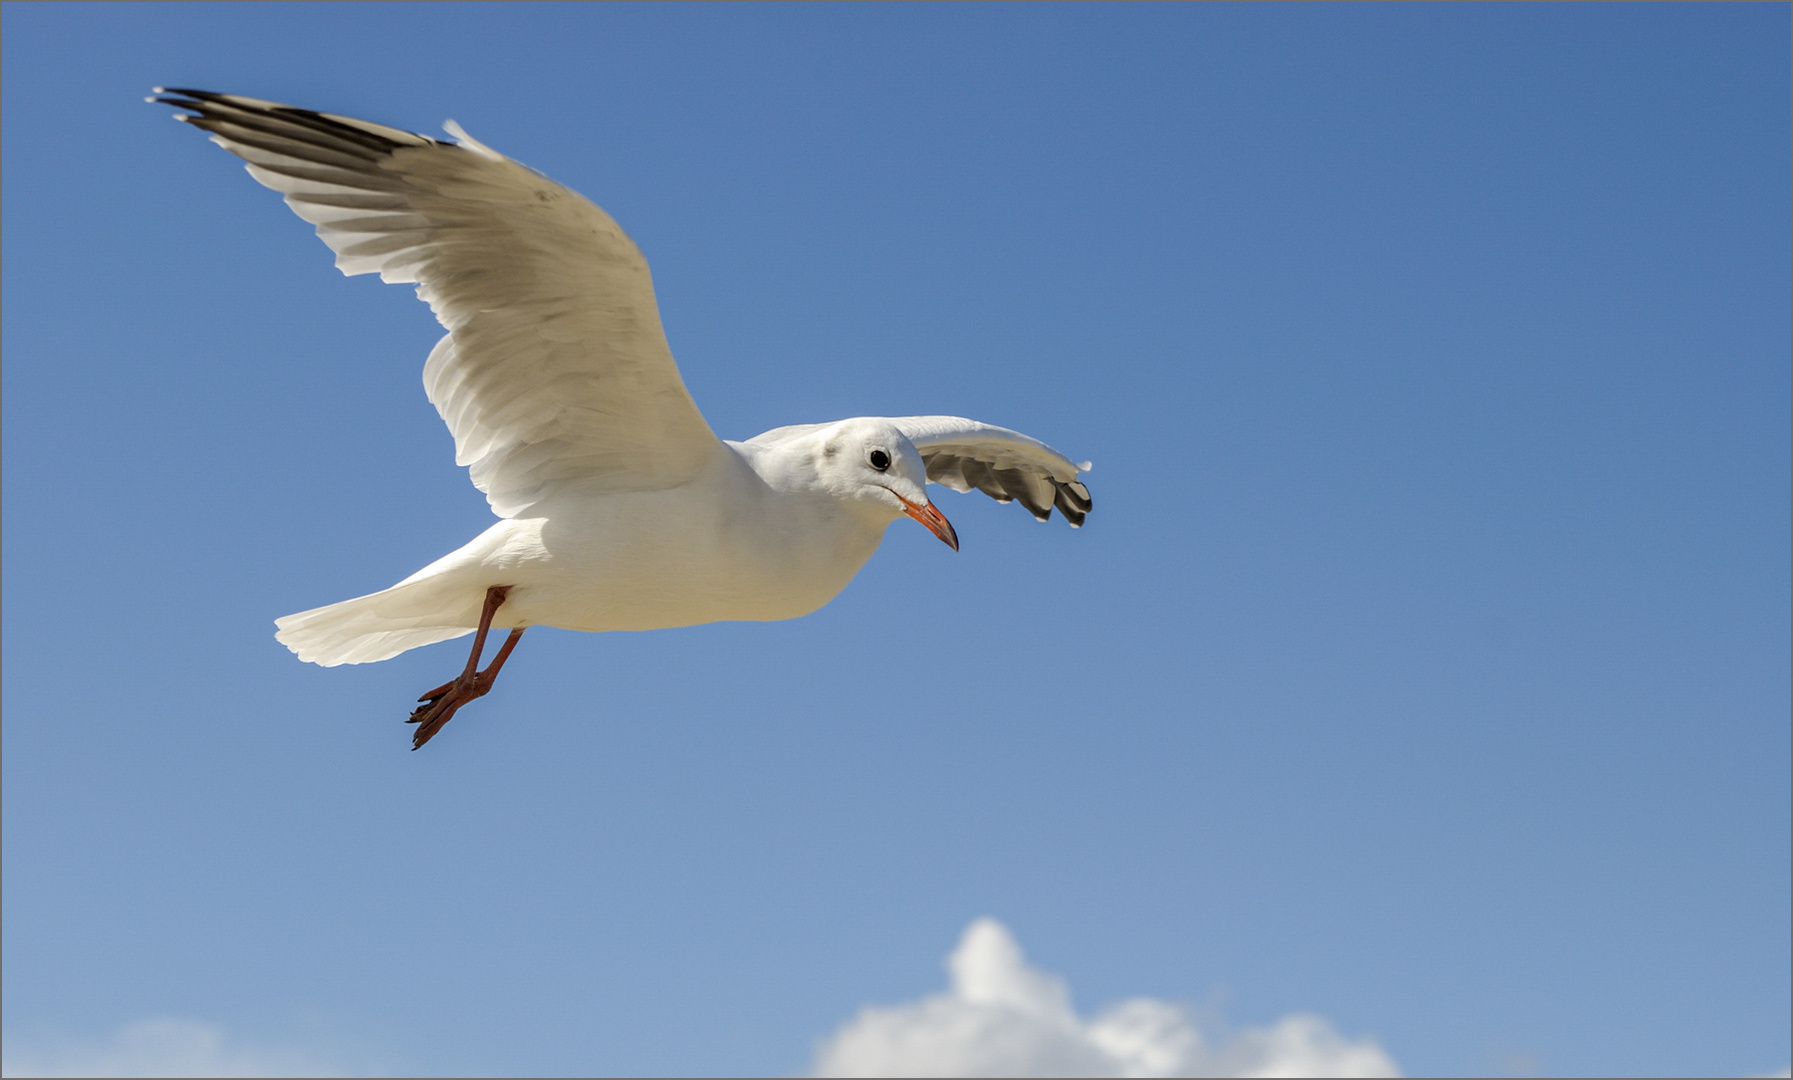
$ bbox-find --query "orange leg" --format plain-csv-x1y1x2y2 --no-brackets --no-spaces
408,585,526,750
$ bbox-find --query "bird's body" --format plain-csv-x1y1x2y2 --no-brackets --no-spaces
155,89,1092,745
278,425,909,664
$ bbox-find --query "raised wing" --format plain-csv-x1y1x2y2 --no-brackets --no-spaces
892,416,1093,527
154,89,721,516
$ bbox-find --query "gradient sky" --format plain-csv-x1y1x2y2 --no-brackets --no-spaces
4,4,1788,1077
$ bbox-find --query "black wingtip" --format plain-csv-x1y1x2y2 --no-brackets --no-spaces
147,88,200,115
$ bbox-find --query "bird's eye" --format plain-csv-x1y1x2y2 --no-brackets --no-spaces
869,449,891,471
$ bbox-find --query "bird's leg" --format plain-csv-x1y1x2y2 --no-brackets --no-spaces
408,585,525,750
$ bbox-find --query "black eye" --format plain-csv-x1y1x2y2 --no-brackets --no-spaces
869,449,891,471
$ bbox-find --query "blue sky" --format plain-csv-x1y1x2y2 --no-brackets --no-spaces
3,4,1787,1077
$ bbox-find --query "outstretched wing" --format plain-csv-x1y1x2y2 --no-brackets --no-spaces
154,89,722,517
892,416,1093,527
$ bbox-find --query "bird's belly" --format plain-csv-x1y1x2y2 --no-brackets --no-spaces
520,551,856,632
483,493,883,634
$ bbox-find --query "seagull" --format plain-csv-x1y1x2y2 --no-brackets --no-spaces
152,89,1093,749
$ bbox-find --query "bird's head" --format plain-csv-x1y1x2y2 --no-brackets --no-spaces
811,419,958,551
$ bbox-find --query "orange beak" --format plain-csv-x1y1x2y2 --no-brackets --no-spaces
896,492,959,551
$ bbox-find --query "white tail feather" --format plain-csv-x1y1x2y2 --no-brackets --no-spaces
275,584,479,667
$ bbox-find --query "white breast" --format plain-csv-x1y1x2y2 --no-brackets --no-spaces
417,445,890,634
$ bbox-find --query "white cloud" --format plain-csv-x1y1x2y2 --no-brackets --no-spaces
0,1017,348,1078
811,918,1402,1079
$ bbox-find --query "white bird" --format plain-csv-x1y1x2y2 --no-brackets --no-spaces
154,89,1093,749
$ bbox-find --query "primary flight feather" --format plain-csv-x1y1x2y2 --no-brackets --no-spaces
153,88,1093,748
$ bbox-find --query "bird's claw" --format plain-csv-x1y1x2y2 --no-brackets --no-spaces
408,672,501,749
409,677,475,748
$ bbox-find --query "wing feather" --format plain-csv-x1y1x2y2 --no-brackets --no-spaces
893,416,1093,528
155,88,721,516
